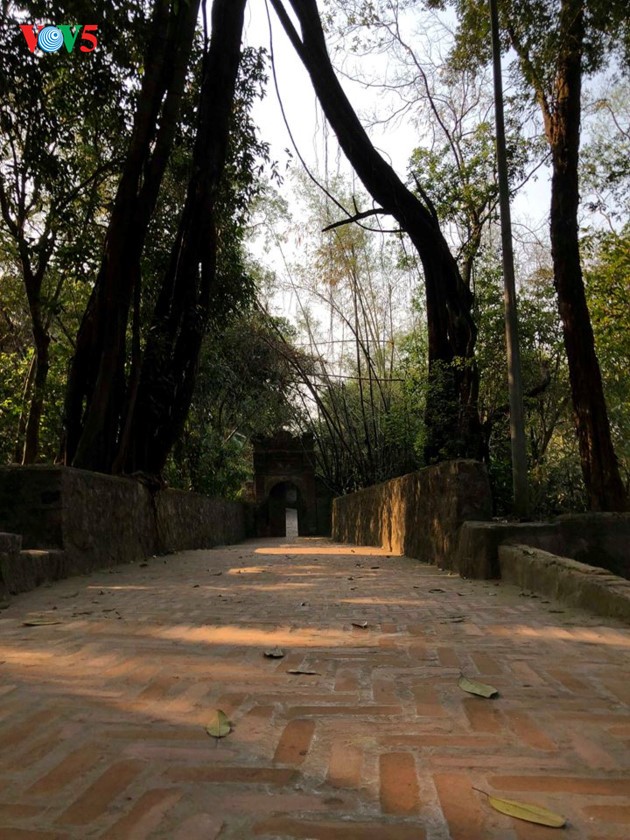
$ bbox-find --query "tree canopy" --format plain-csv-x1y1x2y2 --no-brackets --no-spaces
0,0,628,513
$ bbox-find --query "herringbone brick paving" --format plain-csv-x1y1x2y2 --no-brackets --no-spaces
0,537,629,839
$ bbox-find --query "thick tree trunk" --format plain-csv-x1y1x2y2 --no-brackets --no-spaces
124,0,248,476
270,0,481,461
21,324,50,464
63,0,200,472
547,3,627,510
13,352,35,462
13,242,53,465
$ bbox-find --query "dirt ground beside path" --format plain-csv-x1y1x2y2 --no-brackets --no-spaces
0,537,629,839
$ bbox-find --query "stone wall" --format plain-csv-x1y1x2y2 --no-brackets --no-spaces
458,513,630,580
60,468,157,573
0,466,247,590
555,513,630,579
333,460,630,582
332,460,493,569
154,490,248,555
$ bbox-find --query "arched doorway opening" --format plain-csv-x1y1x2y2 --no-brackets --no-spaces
252,432,332,536
267,480,303,537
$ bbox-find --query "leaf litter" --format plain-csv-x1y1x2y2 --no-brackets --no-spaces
474,788,566,828
23,617,62,626
458,675,499,698
206,709,231,739
287,669,320,675
263,647,285,659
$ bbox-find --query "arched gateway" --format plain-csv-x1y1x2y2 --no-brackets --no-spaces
253,431,331,537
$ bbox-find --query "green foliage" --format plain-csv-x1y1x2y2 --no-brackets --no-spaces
2,0,628,513
472,246,588,515
141,46,271,327
0,4,278,490
0,271,91,463
583,226,630,487
276,174,425,493
306,369,424,494
529,436,587,517
430,0,630,82
0,352,29,462
409,114,538,268
410,121,498,224
581,80,630,224
165,310,302,497
212,47,272,323
0,0,150,462
397,319,429,460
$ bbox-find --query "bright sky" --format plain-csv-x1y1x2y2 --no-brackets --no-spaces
244,3,322,178
243,1,425,186
241,0,552,329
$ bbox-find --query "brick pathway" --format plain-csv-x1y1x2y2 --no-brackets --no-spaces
0,537,629,839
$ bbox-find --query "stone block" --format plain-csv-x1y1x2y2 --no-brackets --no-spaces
0,466,63,548
0,531,22,601
456,521,561,579
1,548,68,595
499,544,630,623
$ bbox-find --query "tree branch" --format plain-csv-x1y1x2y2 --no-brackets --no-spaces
322,207,390,231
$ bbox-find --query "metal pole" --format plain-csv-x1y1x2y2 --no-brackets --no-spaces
489,0,529,517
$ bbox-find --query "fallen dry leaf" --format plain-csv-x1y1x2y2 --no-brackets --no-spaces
23,617,62,626
458,675,499,699
474,789,566,828
206,709,231,738
287,668,320,675
263,647,285,659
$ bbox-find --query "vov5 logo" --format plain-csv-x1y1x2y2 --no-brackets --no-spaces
20,24,98,54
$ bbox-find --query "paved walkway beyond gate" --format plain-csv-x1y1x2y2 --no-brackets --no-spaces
0,538,629,839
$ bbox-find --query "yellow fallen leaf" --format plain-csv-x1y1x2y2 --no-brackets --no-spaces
205,709,231,738
485,794,566,827
458,675,499,698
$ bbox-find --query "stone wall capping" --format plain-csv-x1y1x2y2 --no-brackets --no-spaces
500,543,630,623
